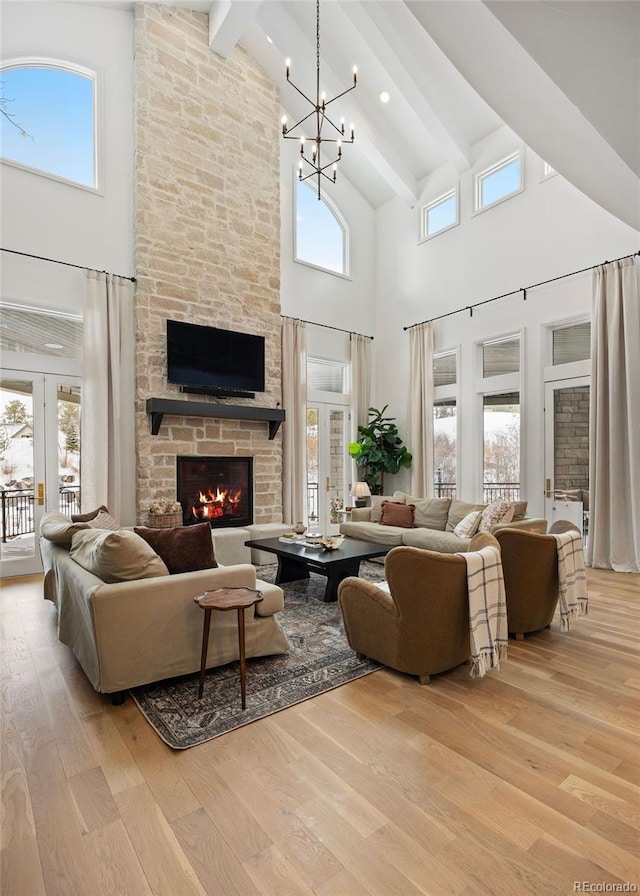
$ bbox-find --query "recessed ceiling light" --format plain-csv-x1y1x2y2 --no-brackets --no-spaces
380,91,390,104
45,342,63,349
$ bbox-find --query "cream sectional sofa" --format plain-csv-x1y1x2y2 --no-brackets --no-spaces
339,493,547,553
39,512,289,697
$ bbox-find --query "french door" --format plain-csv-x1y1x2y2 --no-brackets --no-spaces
544,376,589,537
306,403,350,534
0,370,81,577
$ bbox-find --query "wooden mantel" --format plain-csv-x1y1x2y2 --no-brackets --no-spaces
145,398,285,439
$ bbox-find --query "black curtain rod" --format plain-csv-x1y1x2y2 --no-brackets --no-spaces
403,250,639,330
0,246,137,283
281,314,373,340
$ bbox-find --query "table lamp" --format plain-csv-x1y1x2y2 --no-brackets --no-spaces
352,481,371,507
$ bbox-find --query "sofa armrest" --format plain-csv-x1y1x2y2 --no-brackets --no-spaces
491,518,547,535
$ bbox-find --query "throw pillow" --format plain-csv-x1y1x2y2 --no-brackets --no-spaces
453,510,482,538
69,529,170,583
380,501,415,528
134,522,217,575
370,494,404,524
446,500,486,532
88,510,120,530
71,505,109,523
478,500,515,533
40,511,90,547
404,495,451,530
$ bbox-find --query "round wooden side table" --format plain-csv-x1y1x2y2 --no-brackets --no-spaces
193,587,263,706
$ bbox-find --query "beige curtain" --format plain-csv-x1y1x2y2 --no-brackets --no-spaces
408,322,434,497
81,271,136,524
587,257,640,572
349,333,371,488
281,318,307,524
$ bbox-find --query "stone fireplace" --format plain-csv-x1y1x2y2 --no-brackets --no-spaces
133,7,282,528
177,456,253,529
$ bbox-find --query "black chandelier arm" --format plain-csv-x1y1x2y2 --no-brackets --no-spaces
320,115,349,138
298,168,338,186
285,76,316,109
322,82,357,108
300,152,341,171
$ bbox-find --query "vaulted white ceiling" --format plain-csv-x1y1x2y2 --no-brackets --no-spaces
206,0,639,228
75,0,640,227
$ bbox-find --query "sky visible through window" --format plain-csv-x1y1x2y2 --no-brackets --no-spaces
479,157,520,209
296,180,345,274
1,65,95,187
426,193,456,237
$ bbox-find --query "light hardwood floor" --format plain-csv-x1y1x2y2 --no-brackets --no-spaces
1,568,639,896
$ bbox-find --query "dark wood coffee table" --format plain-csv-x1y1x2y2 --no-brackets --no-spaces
244,536,394,602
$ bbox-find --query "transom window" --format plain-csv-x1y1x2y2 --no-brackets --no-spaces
307,358,347,394
0,61,97,189
552,322,591,365
475,151,522,213
482,335,520,377
295,179,348,276
433,350,457,387
421,187,459,241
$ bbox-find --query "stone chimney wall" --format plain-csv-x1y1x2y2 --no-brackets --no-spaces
134,5,282,525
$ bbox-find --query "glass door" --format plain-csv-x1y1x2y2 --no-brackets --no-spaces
0,372,81,577
544,377,589,538
306,403,349,534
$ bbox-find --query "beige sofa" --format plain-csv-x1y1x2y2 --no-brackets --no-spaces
339,493,547,553
39,517,289,697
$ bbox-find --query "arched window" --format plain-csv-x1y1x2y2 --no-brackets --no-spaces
295,179,348,276
1,60,97,189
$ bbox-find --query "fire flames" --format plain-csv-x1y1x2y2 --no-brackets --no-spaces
192,486,242,521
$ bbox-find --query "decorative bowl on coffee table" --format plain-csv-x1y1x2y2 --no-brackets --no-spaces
321,535,345,551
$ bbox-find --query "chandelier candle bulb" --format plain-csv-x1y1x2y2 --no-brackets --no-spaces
353,65,358,84
281,115,287,135
286,58,291,77
350,123,355,140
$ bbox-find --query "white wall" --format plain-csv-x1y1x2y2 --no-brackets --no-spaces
374,128,639,508
0,1,134,315
280,139,376,338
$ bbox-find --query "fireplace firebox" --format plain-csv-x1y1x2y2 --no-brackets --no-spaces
177,456,253,529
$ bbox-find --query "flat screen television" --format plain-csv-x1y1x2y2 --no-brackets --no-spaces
166,319,265,398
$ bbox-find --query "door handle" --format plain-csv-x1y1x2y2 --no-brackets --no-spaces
325,477,331,492
37,483,45,505
545,478,552,499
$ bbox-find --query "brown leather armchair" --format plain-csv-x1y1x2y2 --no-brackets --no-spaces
337,533,498,684
494,522,580,639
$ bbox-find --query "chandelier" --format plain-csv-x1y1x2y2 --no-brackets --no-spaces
281,0,357,199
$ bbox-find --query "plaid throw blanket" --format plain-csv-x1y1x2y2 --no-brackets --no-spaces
551,532,589,630
459,545,508,679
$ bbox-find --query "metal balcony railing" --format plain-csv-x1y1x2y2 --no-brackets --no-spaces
433,480,521,502
1,486,81,542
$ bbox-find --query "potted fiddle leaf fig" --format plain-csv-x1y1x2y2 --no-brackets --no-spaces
348,405,412,495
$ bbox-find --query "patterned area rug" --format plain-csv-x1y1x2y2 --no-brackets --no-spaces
130,561,386,749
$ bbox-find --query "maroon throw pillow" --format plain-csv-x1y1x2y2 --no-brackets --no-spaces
134,522,217,575
380,501,415,528
71,504,109,523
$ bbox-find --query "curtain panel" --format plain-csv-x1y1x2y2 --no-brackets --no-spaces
81,271,136,525
588,257,640,572
408,322,434,497
281,318,307,524
349,333,371,488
